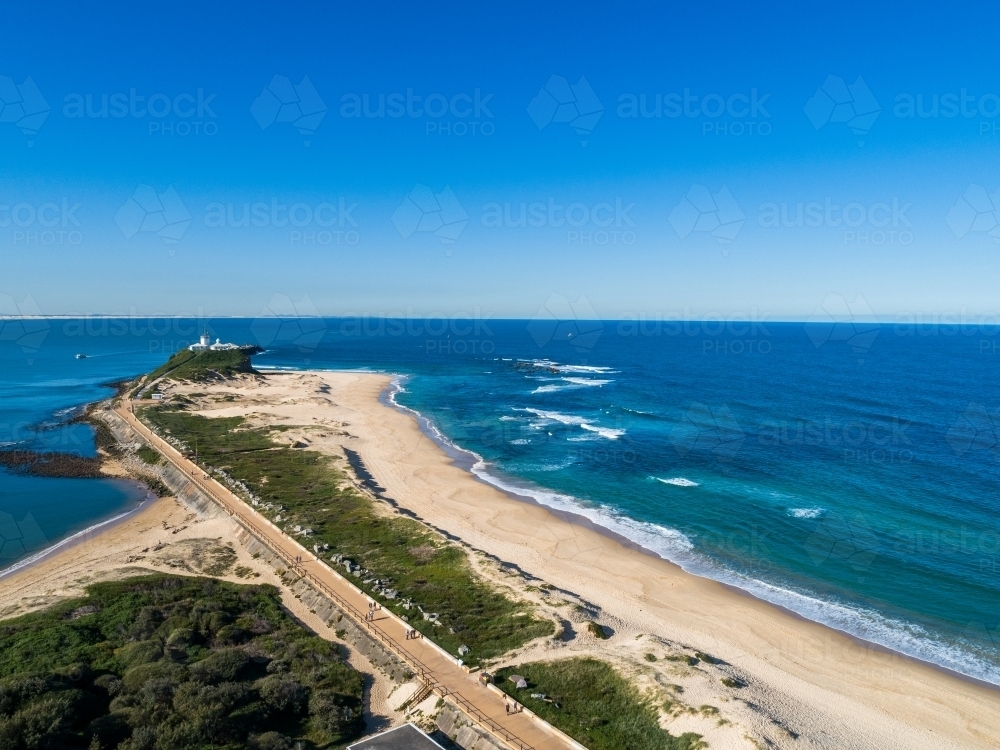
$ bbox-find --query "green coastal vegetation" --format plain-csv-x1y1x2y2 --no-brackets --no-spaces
495,658,705,750
142,348,262,388
0,574,364,750
135,445,162,466
0,365,715,750
138,404,554,663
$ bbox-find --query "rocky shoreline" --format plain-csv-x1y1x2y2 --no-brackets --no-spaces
0,449,104,478
0,381,168,500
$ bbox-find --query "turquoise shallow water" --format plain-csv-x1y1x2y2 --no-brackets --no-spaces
2,318,999,684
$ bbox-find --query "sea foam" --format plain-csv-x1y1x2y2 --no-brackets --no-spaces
386,370,1000,686
519,407,624,439
655,477,699,487
530,376,612,394
789,507,824,518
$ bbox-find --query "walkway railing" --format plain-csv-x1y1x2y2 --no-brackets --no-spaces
118,401,535,750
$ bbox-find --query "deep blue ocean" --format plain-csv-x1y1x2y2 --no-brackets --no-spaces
2,316,999,685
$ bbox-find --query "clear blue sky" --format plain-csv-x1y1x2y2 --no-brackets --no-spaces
2,1,999,321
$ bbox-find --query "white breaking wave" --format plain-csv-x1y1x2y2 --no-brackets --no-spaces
531,384,567,394
388,377,454,450
518,408,624,440
469,460,696,562
564,377,611,386
527,458,576,471
555,365,617,373
789,507,824,518
655,477,699,487
510,438,530,445
530,376,612,394
580,423,625,439
383,382,1000,686
522,408,588,426
521,359,619,375
693,561,1000,687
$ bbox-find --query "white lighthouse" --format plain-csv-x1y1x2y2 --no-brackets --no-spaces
188,331,238,352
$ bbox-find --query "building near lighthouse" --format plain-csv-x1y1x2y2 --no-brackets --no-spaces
189,332,240,352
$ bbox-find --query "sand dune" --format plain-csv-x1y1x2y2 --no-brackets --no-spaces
3,369,998,749
251,370,1000,750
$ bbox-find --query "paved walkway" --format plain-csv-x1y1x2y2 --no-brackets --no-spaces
116,399,576,750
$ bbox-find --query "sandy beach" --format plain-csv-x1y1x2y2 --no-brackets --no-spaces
2,369,998,749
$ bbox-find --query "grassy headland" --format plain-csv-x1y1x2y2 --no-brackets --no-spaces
138,405,554,664
0,574,364,750
143,347,263,387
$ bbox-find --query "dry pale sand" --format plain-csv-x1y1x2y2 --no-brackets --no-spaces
159,368,999,750
4,369,999,749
